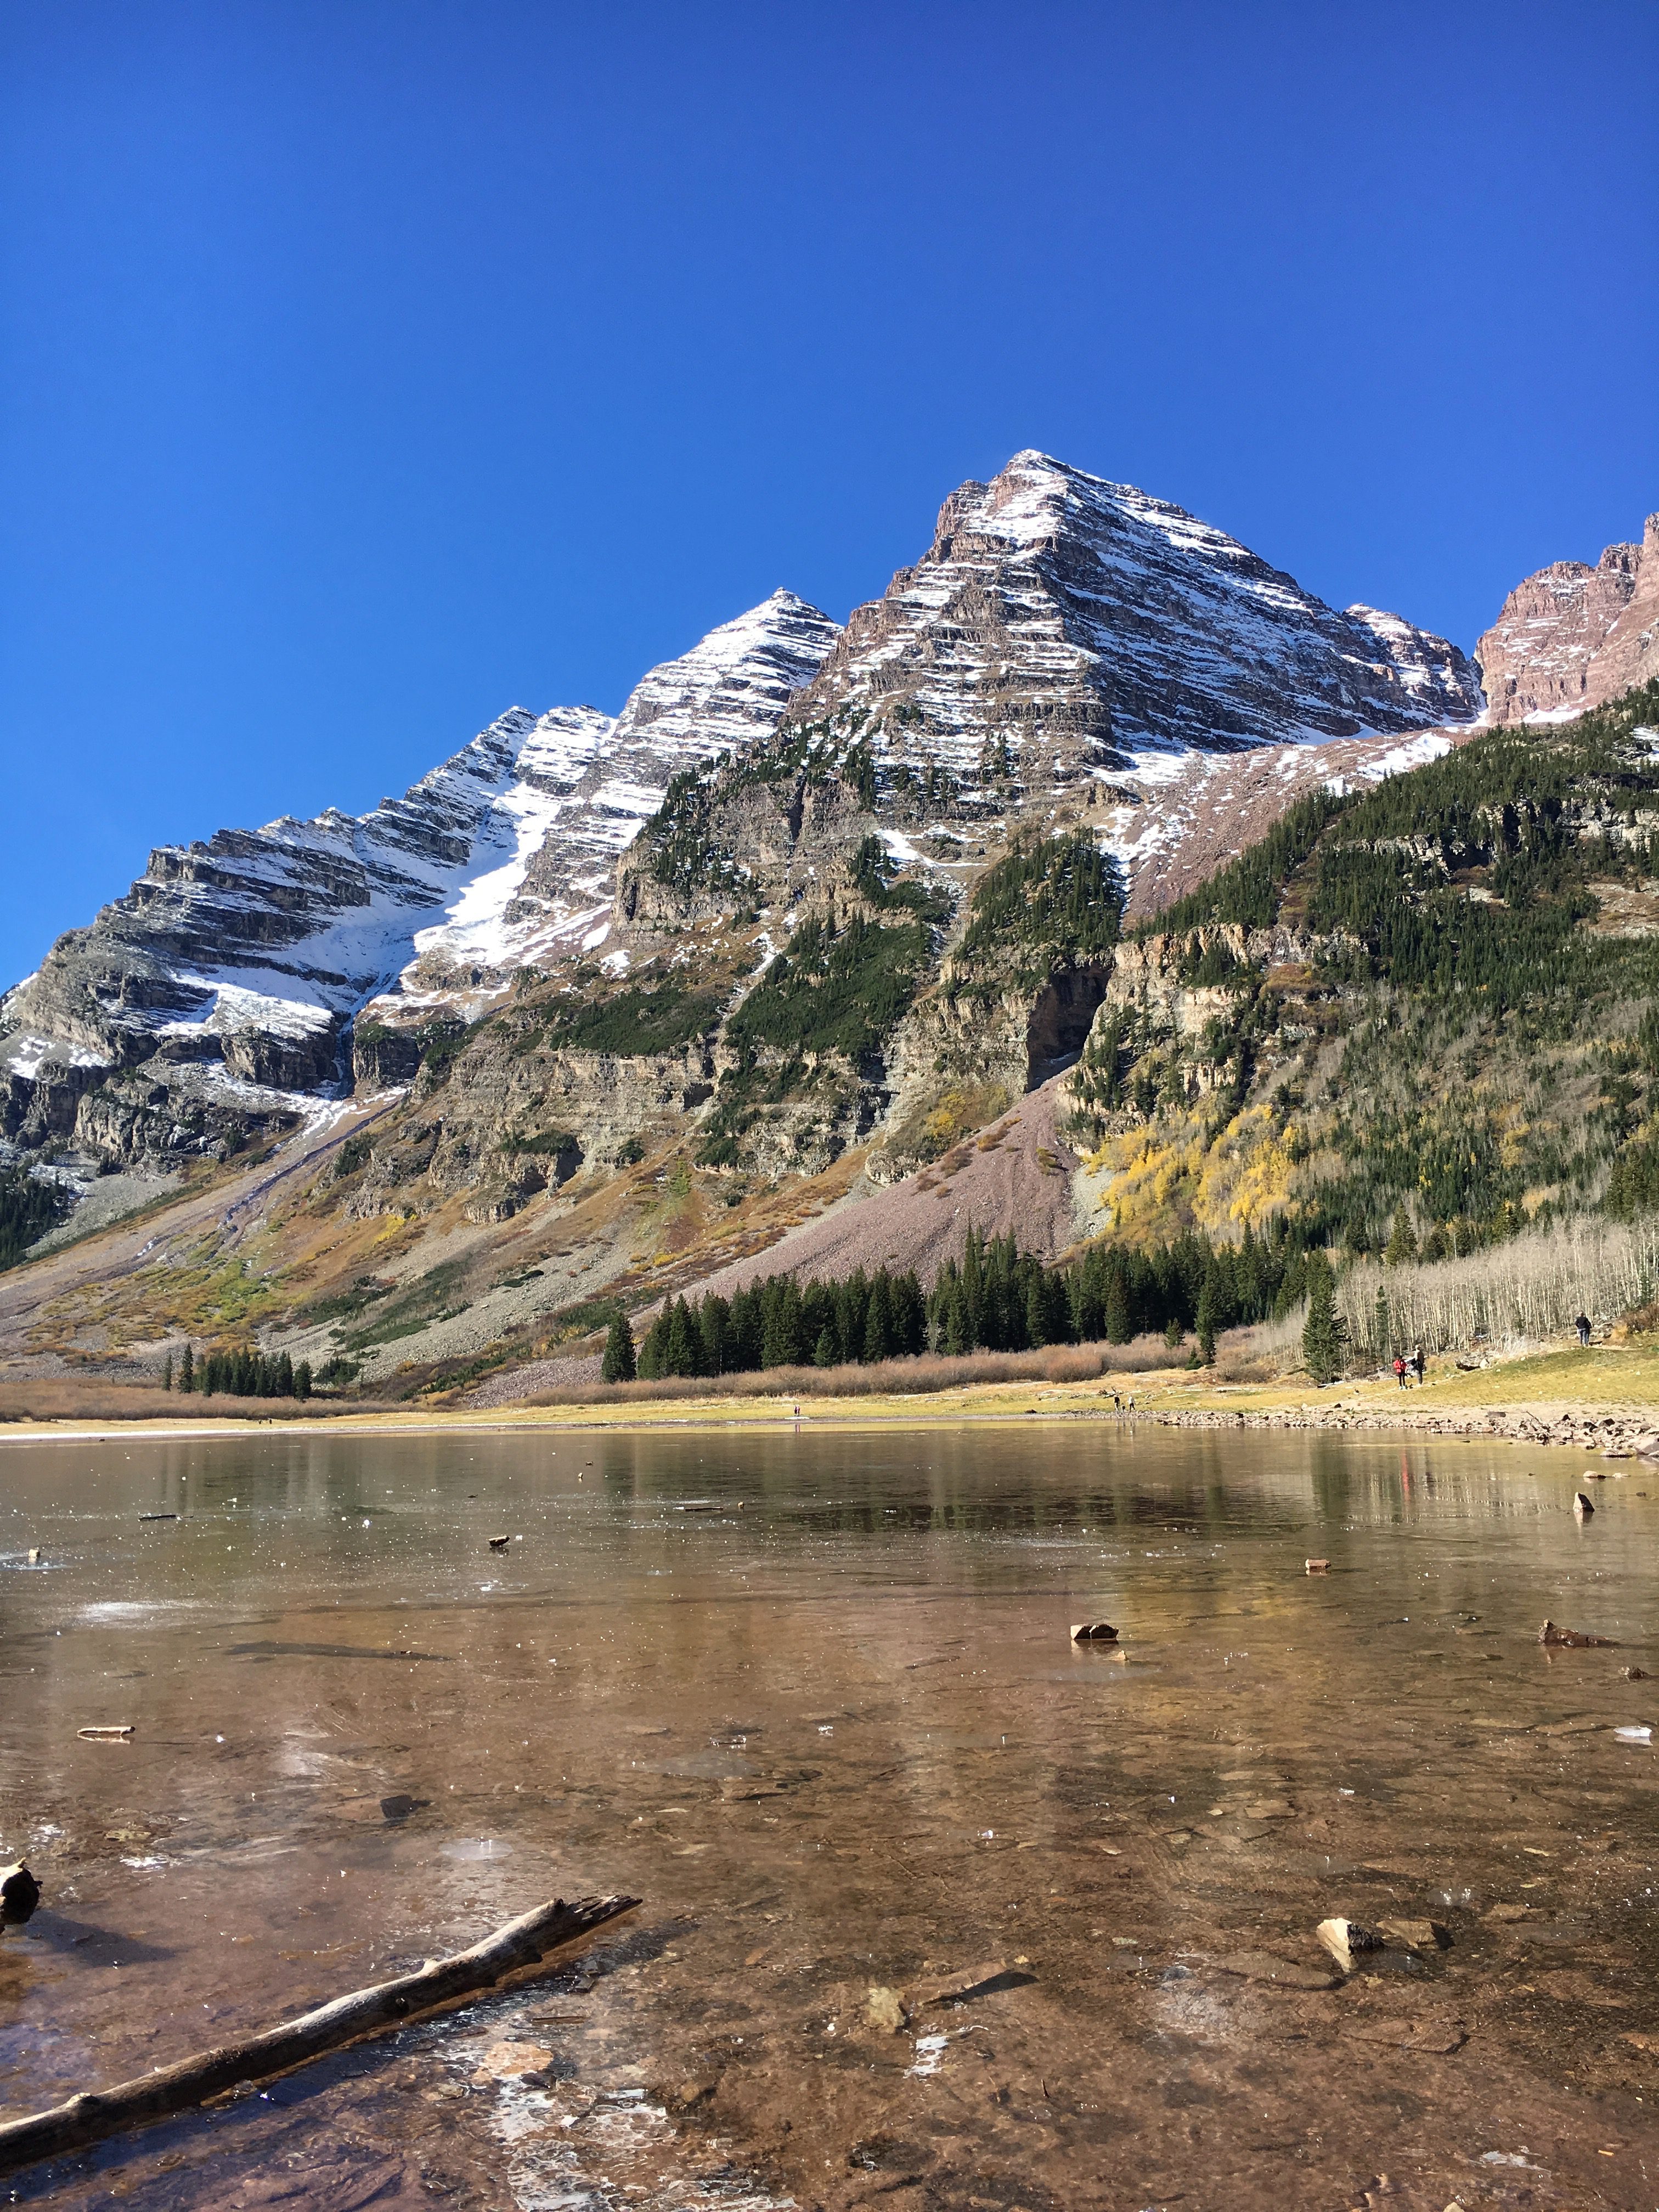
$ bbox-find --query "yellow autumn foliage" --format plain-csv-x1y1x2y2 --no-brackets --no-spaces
1082,1103,1300,1245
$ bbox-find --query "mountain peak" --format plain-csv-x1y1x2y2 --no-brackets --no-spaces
789,451,1482,771
1478,509,1659,723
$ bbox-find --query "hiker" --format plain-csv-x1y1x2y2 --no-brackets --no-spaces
1393,1353,1408,1389
1576,1312,1592,1348
1412,1346,1425,1385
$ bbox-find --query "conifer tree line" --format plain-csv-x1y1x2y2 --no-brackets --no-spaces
163,1342,313,1398
627,1220,1319,1379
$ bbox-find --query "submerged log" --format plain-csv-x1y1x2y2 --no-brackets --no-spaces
0,1891,637,2177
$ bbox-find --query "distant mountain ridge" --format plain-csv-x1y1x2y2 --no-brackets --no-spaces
0,593,840,1159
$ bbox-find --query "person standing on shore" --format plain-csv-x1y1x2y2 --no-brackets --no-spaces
1412,1346,1425,1385
1393,1353,1408,1389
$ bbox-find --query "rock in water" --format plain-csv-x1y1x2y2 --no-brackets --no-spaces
1574,1492,1595,1517
1,1861,40,1926
1316,1916,1384,1970
1376,1915,1452,1952
1539,1618,1617,1646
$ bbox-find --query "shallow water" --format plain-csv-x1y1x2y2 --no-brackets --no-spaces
2,1421,1657,2210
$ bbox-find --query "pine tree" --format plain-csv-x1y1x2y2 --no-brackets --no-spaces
161,1352,173,1392
938,1283,959,1355
961,1227,984,1350
761,1279,805,1367
637,1311,668,1380
1104,1269,1131,1345
295,1359,313,1400
664,1299,700,1376
179,1342,194,1392
1302,1250,1347,1384
602,1310,636,1383
1195,1277,1217,1366
1024,1272,1049,1347
698,1295,729,1376
1384,1206,1418,1266
813,1325,836,1368
862,1273,893,1363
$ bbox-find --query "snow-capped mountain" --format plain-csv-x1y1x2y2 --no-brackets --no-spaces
622,453,1487,935
1,702,608,1095
499,590,842,943
1,453,1499,1181
780,452,1484,778
0,590,839,1152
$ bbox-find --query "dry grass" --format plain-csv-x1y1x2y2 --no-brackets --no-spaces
511,1333,1188,1409
0,1380,391,1425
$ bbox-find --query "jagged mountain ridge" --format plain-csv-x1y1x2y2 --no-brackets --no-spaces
2,701,611,1090
781,451,1483,766
617,451,1483,943
4,452,1490,1189
1477,512,1659,725
15,460,1659,1397
0,591,839,1159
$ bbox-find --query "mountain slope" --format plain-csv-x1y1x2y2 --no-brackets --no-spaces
10,459,1659,1401
619,452,1484,944
1,592,839,1165
0,703,610,1132
502,589,841,938
1063,679,1659,1266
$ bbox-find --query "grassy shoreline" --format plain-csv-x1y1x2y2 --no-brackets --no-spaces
2,1337,1656,1443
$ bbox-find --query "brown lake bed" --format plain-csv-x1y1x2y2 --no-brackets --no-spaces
1,1423,1657,2209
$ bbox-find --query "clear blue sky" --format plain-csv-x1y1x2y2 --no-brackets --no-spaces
3,2,1656,986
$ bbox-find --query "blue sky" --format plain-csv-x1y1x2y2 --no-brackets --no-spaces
3,1,1656,986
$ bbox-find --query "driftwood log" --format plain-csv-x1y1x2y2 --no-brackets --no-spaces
0,1891,637,2177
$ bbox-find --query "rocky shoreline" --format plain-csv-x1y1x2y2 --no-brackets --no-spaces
1130,1396,1659,1458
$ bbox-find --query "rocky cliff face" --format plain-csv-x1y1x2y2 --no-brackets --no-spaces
0,703,611,1154
1477,514,1659,724
782,450,1483,765
0,593,838,1169
2,453,1497,1209
620,453,1485,942
501,590,840,939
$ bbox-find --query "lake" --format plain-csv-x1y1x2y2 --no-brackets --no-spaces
1,1419,1656,2209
